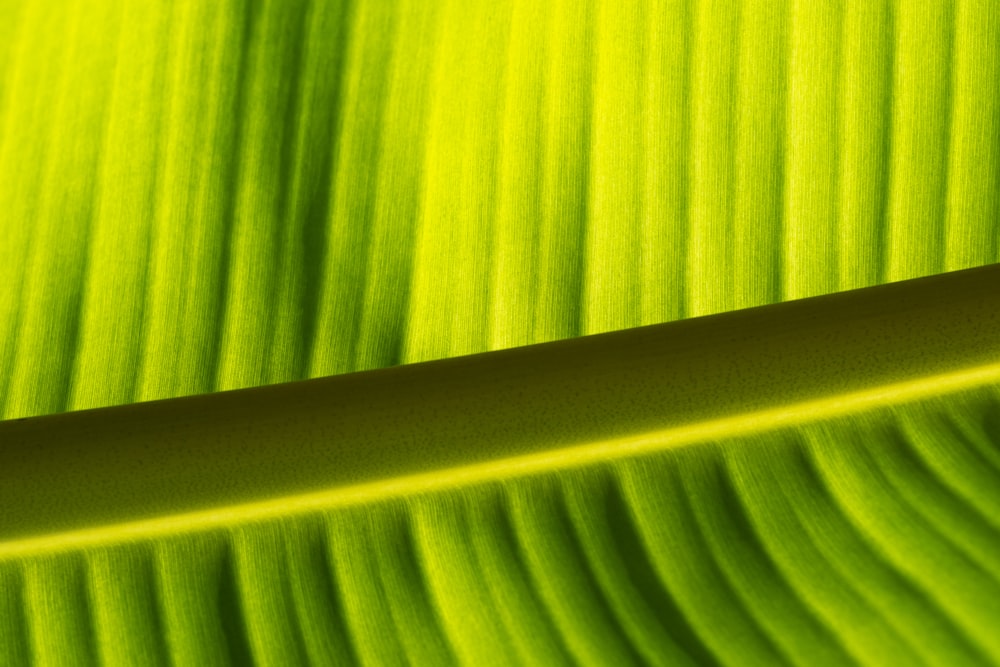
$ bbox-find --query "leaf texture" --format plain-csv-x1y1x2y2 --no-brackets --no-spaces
0,0,998,419
3,1,1000,665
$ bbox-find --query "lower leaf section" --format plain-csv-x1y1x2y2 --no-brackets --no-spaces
3,384,1000,666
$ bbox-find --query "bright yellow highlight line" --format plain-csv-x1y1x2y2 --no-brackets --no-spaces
4,359,1000,559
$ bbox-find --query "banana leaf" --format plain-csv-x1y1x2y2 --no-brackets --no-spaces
1,0,999,664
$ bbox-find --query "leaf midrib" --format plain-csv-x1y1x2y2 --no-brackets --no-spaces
5,354,1000,560
1,263,999,549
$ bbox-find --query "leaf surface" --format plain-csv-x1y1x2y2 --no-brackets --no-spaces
2,1,1000,665
0,0,997,419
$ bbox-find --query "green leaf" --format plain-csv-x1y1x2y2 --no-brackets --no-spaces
2,0,1000,665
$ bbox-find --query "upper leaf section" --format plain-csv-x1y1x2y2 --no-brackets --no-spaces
0,0,997,419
